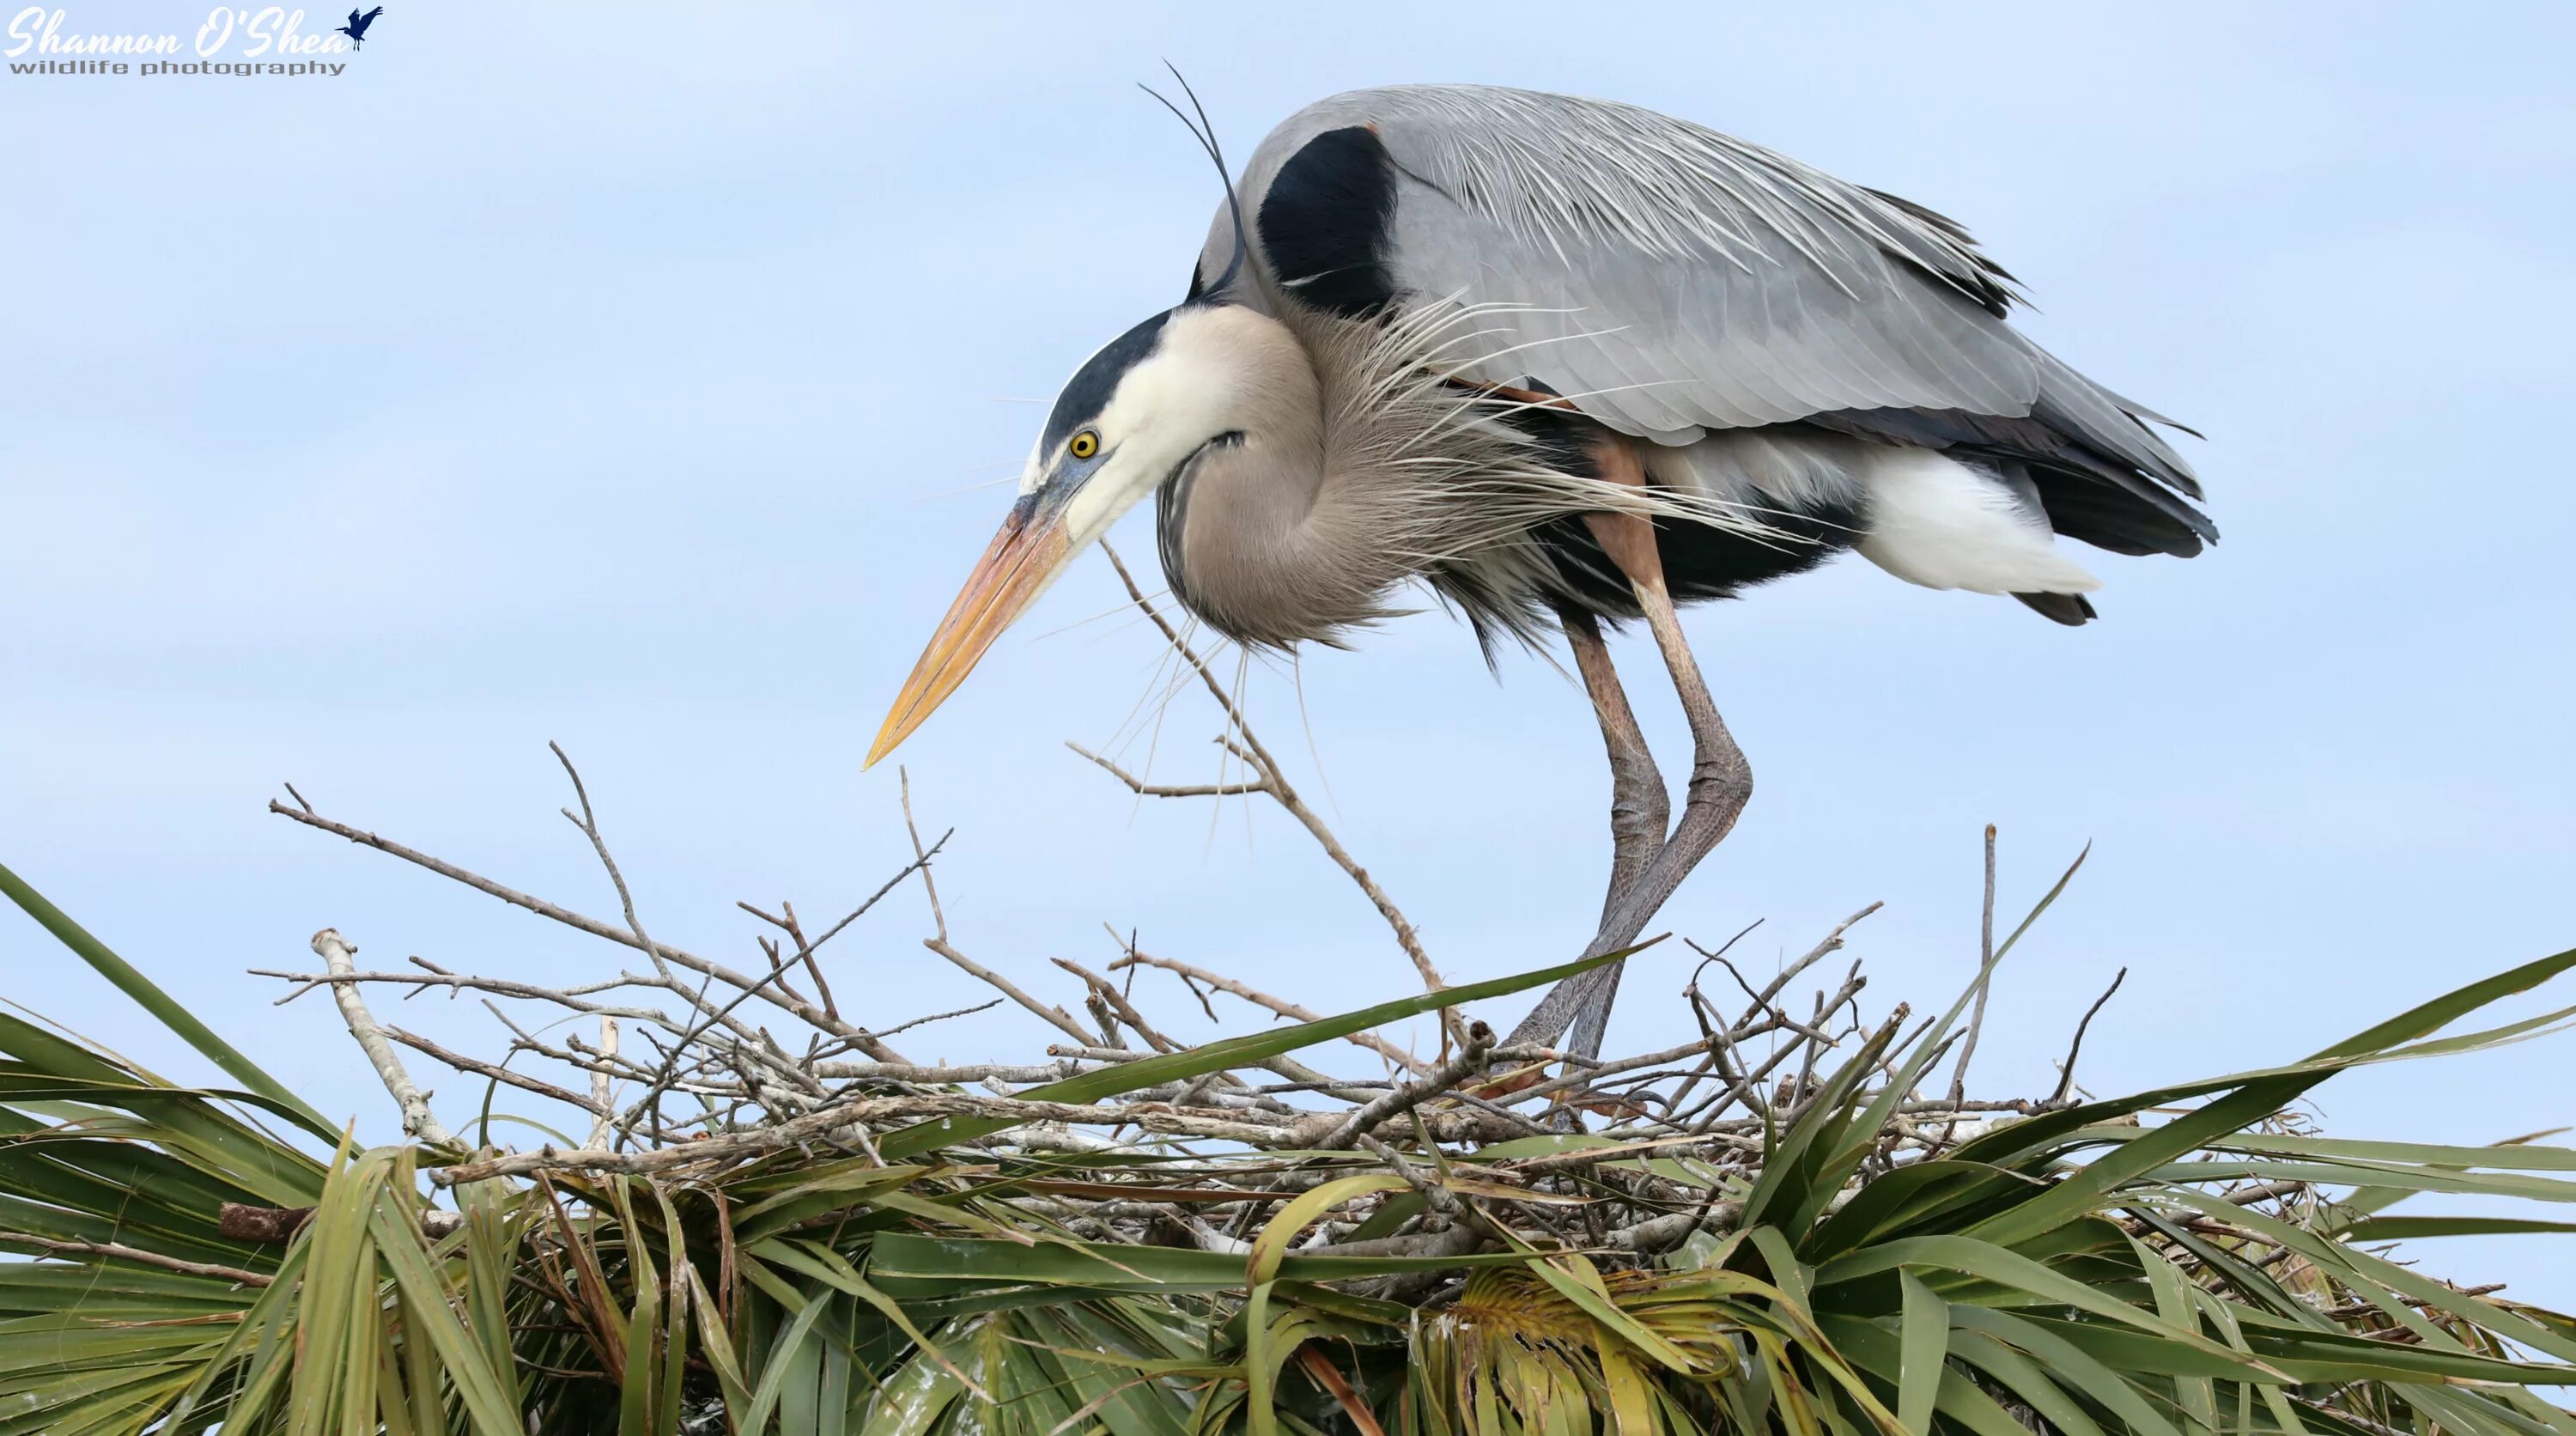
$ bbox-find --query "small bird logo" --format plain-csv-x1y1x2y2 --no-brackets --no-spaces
336,7,384,50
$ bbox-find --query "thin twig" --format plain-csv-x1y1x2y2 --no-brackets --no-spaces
1095,542,1461,1046
0,1230,273,1287
1942,826,1999,1143
383,1025,608,1117
588,1017,619,1145
1109,948,1430,1074
252,967,671,1025
1068,745,1271,799
2049,967,2128,1106
267,799,874,1044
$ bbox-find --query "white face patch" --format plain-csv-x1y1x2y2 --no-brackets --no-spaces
1038,307,1273,552
1056,349,1202,551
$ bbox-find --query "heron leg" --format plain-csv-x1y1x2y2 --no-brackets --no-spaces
1557,605,1668,1060
1562,605,1670,923
1509,436,1756,1060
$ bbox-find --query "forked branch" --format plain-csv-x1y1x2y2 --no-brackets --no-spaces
1085,543,1461,1049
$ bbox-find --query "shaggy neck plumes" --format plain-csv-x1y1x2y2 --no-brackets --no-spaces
1153,306,1397,649
1158,300,1698,653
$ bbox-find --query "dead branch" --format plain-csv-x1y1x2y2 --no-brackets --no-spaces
268,799,874,1046
2050,965,2129,1105
1315,1022,1496,1149
386,1025,608,1117
1093,542,1460,1047
1109,947,1430,1074
3,1229,275,1287
216,1202,465,1244
310,928,452,1147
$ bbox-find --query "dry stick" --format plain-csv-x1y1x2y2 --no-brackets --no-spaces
1094,542,1461,1049
267,800,880,1050
253,965,674,1027
1056,955,1184,1055
1082,989,1127,1051
899,989,1082,1079
588,1017,619,1146
781,903,835,1020
1057,952,1378,1104
1492,1030,1743,1110
382,1026,607,1117
551,743,663,977
1747,904,1884,1017
1355,1132,1502,1257
500,968,823,1130
868,998,1005,1041
898,770,1098,1048
1109,948,1431,1075
813,1059,1089,1084
0,1230,274,1287
1058,952,1190,1099
2222,1180,2312,1209
1667,904,1877,1117
1605,1200,1750,1255
2049,966,2129,1106
737,833,951,1023
1679,1015,1826,1135
1046,1044,1382,1111
1315,1025,1496,1149
435,1094,1304,1185
613,997,789,1147
217,1202,465,1244
1069,747,1271,800
1940,824,1999,1147
438,1074,1551,1185
634,837,954,1125
296,956,796,1104
548,741,732,1150
310,928,452,1146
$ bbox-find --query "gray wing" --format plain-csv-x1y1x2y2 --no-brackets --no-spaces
1203,85,2202,517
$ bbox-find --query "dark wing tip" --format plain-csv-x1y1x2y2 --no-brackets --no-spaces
2014,592,2099,626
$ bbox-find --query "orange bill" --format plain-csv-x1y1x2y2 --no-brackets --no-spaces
866,509,1072,768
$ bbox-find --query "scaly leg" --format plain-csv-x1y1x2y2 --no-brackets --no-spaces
1510,435,1756,1057
1558,605,1670,1058
1562,605,1669,924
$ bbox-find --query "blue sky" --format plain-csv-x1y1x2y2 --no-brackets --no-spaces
5,3,2572,1306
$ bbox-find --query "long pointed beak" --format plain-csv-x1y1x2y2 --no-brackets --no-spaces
866,507,1073,768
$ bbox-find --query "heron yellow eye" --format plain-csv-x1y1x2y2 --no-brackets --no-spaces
1067,430,1099,460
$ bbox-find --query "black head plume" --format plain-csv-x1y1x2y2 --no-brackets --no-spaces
1139,63,1254,303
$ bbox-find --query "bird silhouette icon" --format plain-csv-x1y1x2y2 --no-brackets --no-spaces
336,7,382,49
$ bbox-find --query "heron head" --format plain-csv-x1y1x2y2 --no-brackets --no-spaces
866,301,1310,766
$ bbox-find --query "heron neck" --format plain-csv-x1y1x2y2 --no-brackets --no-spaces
1158,361,1412,647
1162,429,1314,648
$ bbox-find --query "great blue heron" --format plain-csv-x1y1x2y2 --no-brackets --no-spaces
866,83,2211,1057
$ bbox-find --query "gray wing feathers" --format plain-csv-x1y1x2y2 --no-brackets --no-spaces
2031,356,2202,493
1242,86,2191,492
1363,87,2044,436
